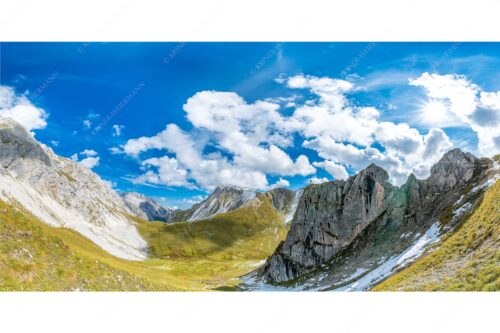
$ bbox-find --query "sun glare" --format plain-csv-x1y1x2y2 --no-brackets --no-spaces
419,99,450,125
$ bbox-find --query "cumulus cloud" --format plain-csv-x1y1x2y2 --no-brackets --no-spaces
284,74,454,184
119,93,315,191
116,72,493,190
410,72,500,156
0,85,48,132
308,177,329,185
71,149,100,169
81,149,98,157
133,156,193,188
268,178,291,189
313,160,349,180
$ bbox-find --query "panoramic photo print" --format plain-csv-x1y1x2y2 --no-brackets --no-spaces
0,42,499,291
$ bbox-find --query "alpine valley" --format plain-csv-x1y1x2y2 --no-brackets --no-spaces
1,117,499,291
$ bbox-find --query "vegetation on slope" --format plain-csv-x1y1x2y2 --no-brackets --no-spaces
0,200,158,291
133,193,289,289
1,193,287,291
373,179,500,291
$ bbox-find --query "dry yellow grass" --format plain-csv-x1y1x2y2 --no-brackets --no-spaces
0,194,287,291
374,179,500,291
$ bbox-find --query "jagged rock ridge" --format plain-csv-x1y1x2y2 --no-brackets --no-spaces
257,149,494,288
262,187,303,225
172,186,257,222
121,192,176,222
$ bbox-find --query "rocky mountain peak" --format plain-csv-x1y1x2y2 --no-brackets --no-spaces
262,187,300,224
355,163,390,183
428,148,476,191
121,192,176,223
257,149,490,286
0,118,147,260
0,117,52,168
171,185,257,222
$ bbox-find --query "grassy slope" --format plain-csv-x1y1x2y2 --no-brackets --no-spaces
0,200,159,291
373,179,500,291
133,193,288,290
1,194,287,291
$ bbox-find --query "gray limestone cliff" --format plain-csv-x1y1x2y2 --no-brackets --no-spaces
258,149,491,286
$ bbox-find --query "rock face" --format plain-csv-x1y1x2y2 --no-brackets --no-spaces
259,149,489,285
263,188,303,224
261,164,394,282
121,192,176,222
172,186,257,222
0,118,147,260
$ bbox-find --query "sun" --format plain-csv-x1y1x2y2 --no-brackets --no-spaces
418,99,451,126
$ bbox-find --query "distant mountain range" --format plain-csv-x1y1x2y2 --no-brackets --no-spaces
1,117,498,291
121,192,177,223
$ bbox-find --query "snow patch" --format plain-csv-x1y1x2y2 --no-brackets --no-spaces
471,174,500,193
453,202,472,219
285,189,303,224
336,222,442,291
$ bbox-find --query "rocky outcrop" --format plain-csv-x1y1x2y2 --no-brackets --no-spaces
259,149,489,285
121,192,176,222
0,118,147,260
427,148,476,192
172,186,257,222
261,164,394,282
262,187,302,224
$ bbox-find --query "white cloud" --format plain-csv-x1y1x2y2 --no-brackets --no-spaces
286,74,353,111
83,119,92,129
71,149,100,169
286,74,453,184
119,92,315,191
133,156,193,188
374,122,423,155
410,73,478,119
268,178,290,189
308,177,329,185
112,124,125,137
411,72,500,156
79,157,100,169
116,72,490,190
81,149,98,157
0,85,48,132
109,147,123,155
313,160,349,180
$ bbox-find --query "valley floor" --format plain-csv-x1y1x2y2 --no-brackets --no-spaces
1,180,498,291
0,195,287,291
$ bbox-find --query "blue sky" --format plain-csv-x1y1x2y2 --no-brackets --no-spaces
1,42,500,208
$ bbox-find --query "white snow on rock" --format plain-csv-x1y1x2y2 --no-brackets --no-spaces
285,189,303,224
453,202,472,219
336,222,442,291
471,175,500,193
471,161,500,193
